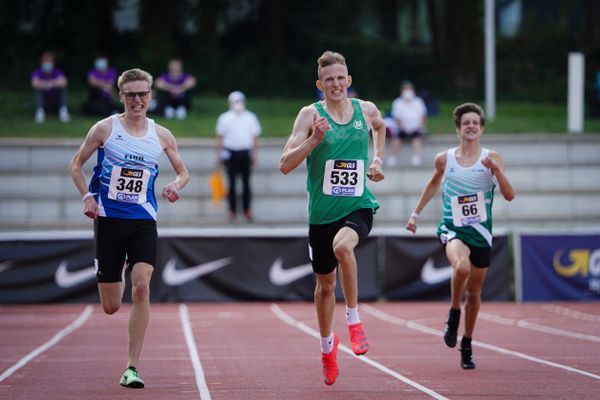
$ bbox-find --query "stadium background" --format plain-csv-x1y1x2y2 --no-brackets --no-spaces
0,2,599,399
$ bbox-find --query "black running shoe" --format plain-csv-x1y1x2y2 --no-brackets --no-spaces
443,309,460,348
460,346,476,369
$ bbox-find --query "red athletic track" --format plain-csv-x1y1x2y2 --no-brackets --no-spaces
1,302,599,400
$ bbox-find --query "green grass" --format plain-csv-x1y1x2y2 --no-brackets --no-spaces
1,89,599,138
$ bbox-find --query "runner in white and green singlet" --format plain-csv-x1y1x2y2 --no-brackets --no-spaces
406,103,515,370
280,51,386,385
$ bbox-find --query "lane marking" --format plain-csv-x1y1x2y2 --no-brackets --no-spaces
362,304,600,381
541,304,600,323
479,312,600,343
179,304,211,400
0,305,93,383
270,303,448,400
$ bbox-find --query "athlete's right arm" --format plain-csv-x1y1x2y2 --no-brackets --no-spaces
279,106,329,174
68,119,110,219
406,151,447,233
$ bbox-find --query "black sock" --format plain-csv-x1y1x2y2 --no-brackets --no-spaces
449,308,461,320
461,336,472,349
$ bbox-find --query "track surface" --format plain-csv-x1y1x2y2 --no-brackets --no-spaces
1,302,599,399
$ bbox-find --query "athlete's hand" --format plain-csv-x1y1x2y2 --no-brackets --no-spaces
367,159,384,182
406,216,417,233
162,182,180,203
481,156,499,175
311,113,330,143
83,197,99,219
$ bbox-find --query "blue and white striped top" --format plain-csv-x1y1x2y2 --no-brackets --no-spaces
89,115,162,220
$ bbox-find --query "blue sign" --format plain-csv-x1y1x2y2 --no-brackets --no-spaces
520,234,600,301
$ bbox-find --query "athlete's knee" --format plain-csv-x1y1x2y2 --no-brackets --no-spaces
315,278,336,298
131,280,150,303
333,241,354,263
453,259,470,279
102,301,121,315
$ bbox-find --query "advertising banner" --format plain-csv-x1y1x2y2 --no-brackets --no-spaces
518,233,600,301
382,236,511,301
0,235,379,303
0,233,510,303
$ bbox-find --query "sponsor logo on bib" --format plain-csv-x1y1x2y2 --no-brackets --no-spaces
332,186,357,196
120,168,143,178
334,160,357,169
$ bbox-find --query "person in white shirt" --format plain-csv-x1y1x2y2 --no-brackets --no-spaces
215,91,261,221
385,80,427,167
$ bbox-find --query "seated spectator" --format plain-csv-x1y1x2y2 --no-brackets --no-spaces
31,51,70,123
155,58,197,119
82,54,120,116
384,80,427,167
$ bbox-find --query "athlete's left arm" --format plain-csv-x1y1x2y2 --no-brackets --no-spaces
158,126,190,203
482,151,515,201
360,100,385,182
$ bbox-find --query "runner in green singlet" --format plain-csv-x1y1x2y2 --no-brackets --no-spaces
280,50,386,385
406,103,515,370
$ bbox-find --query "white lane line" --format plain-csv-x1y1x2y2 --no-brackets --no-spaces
270,303,448,400
179,304,211,400
362,304,600,381
0,305,93,383
541,304,600,323
478,312,600,343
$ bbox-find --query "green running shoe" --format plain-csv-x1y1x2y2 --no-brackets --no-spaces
119,366,145,388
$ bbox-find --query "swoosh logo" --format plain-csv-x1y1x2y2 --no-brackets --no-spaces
269,258,313,286
55,260,97,288
420,257,453,285
0,260,13,274
162,257,231,286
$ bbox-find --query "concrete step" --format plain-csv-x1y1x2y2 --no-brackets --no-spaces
1,135,599,231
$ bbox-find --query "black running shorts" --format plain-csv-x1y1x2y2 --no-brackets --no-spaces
308,208,373,275
94,217,157,283
443,239,491,268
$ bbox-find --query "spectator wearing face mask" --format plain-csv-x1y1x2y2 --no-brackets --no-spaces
155,58,197,120
82,54,120,116
215,91,262,222
384,80,428,167
31,51,70,123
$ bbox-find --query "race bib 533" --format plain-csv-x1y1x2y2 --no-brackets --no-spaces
323,159,364,197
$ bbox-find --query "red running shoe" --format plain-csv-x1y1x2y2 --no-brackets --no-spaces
321,333,339,385
348,322,369,355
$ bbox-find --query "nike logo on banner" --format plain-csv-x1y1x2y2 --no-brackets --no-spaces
55,260,96,288
269,258,313,286
0,260,13,274
420,258,453,285
162,257,232,286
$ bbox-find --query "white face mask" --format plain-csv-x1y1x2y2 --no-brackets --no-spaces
95,58,108,71
402,89,415,100
231,101,245,112
42,62,54,73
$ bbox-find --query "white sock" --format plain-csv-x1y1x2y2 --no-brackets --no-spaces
320,333,334,354
346,306,361,325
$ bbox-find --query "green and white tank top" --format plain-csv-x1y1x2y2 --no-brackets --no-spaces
306,99,379,224
436,147,496,247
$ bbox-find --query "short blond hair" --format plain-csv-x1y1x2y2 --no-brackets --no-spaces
317,51,347,79
117,68,153,91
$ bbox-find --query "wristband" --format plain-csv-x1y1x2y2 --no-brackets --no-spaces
373,156,383,164
82,192,96,202
410,212,420,220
